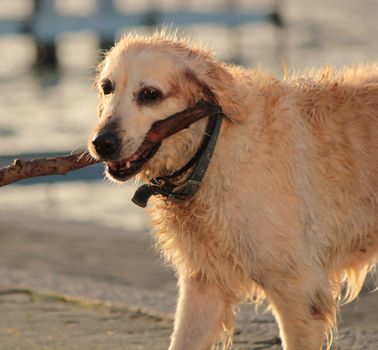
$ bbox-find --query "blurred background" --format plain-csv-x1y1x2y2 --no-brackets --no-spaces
0,0,377,230
0,1,377,349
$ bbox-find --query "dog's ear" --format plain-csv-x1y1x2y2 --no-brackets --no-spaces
184,62,247,123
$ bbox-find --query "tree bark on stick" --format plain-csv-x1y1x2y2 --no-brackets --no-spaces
0,151,99,187
0,100,221,187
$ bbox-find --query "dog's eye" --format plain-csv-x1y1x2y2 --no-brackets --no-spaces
101,79,114,95
137,87,162,104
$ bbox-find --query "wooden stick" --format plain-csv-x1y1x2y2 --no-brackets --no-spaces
137,100,220,153
0,100,220,187
0,151,99,187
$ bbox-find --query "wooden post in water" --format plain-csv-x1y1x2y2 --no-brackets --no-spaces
97,0,116,51
32,0,58,68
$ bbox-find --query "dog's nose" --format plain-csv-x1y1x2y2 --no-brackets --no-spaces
91,131,121,159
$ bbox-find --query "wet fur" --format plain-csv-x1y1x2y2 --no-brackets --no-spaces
89,33,378,349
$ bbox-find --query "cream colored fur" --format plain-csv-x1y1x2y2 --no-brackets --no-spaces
89,32,378,350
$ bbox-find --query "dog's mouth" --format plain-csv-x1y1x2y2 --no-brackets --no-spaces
105,143,161,182
102,100,221,183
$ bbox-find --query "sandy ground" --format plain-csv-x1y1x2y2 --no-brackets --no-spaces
0,291,173,350
0,213,377,350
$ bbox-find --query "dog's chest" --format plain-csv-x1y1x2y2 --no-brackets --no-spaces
149,198,256,290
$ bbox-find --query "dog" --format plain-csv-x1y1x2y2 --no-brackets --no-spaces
88,32,378,350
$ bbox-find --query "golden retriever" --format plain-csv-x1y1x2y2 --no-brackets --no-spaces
88,32,378,350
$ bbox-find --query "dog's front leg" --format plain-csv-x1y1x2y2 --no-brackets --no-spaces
168,275,233,350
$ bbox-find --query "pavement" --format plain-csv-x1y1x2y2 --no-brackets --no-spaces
0,211,377,350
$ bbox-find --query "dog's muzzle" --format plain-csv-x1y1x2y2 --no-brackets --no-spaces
91,130,121,160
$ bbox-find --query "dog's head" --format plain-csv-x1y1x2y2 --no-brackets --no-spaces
88,33,245,183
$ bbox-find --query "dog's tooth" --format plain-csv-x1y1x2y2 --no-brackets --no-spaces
126,161,131,168
107,161,117,170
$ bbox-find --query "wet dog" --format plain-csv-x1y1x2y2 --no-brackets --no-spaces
88,33,378,349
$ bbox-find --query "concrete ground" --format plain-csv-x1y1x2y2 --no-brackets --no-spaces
0,212,377,350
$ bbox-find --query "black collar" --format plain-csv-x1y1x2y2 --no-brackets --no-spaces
132,103,224,207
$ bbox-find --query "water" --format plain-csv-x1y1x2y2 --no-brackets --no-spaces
0,0,377,231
